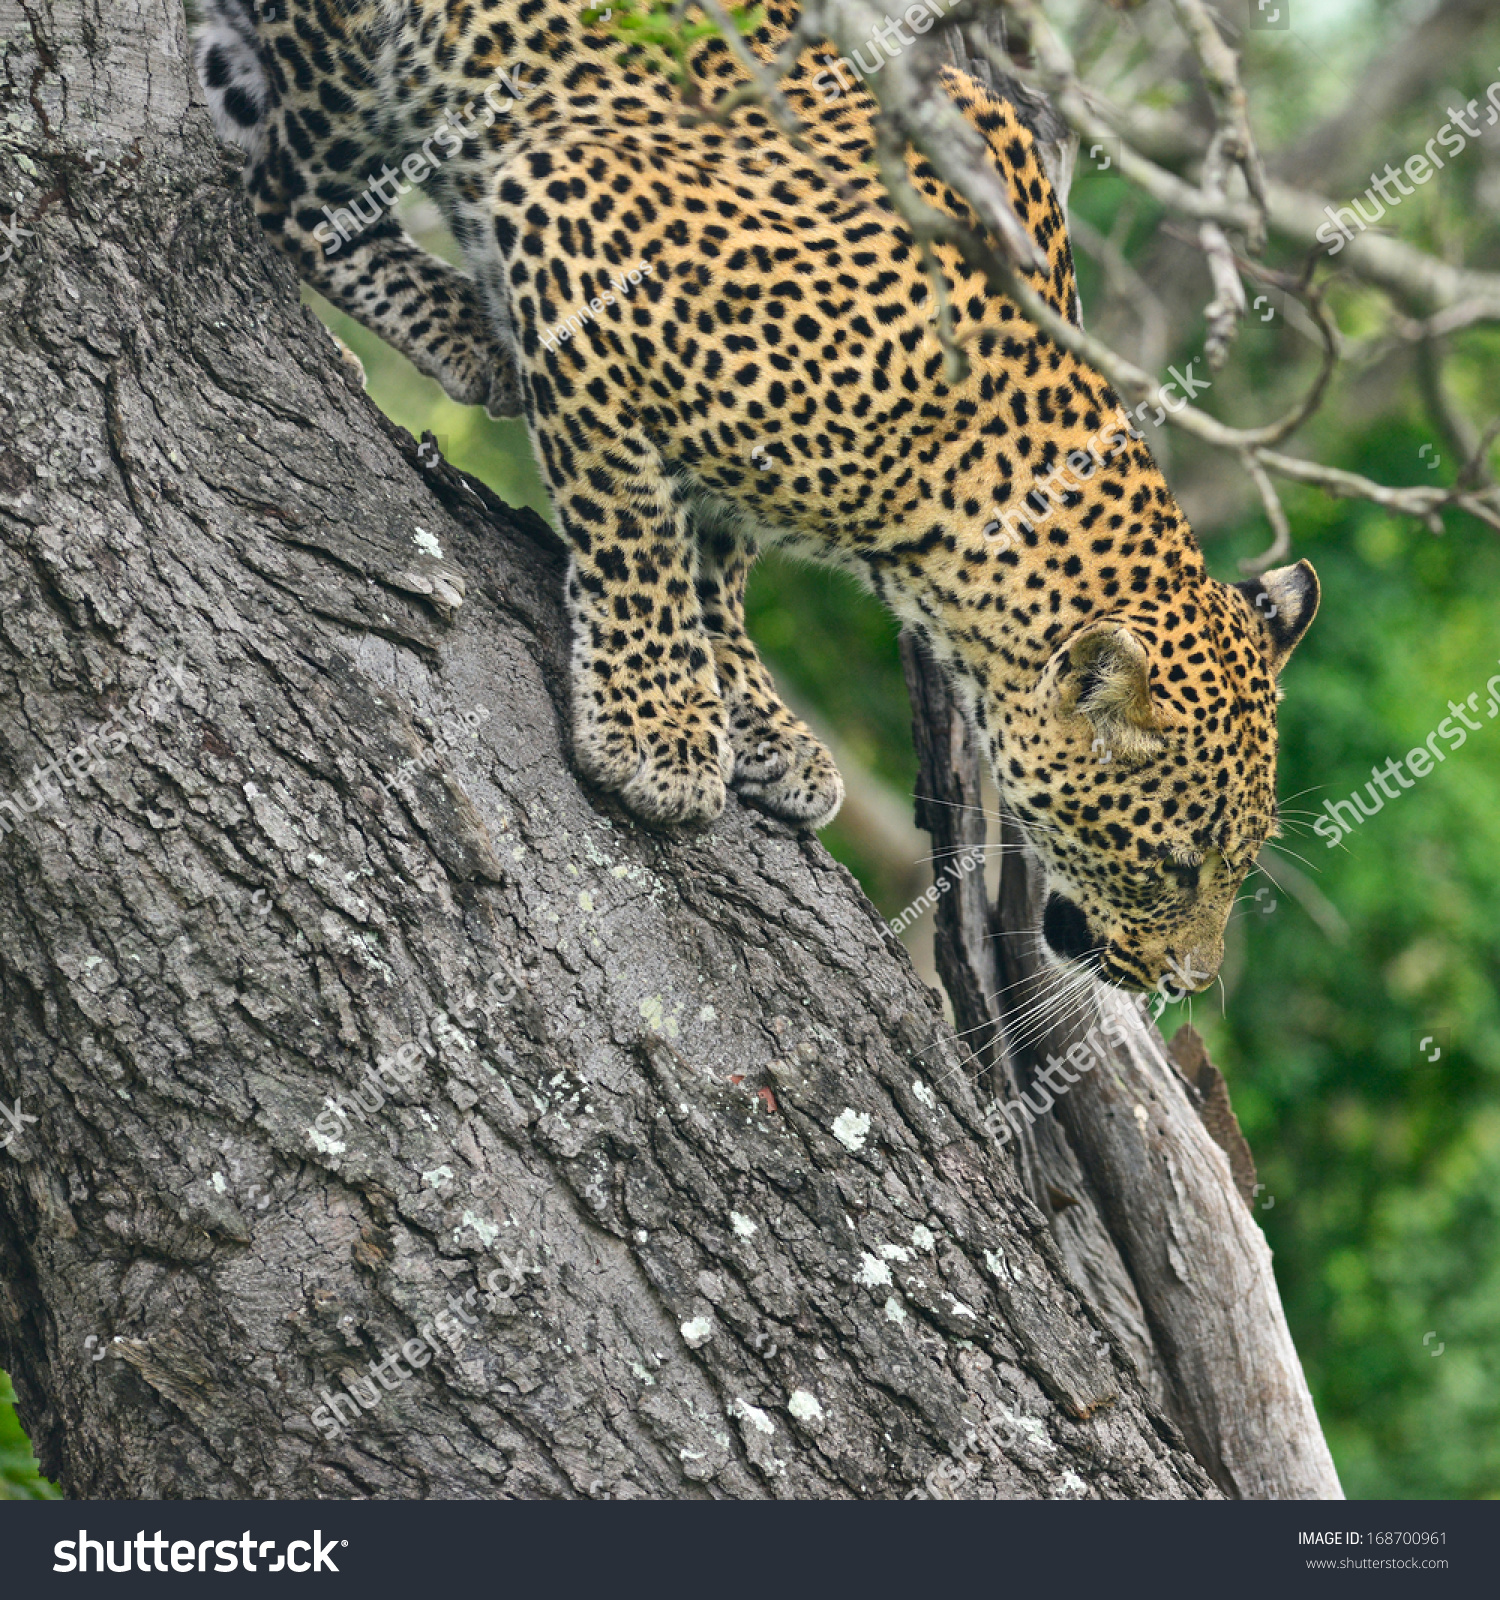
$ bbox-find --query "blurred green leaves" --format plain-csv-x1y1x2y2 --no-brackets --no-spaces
0,1372,59,1499
587,0,764,86
1201,489,1500,1499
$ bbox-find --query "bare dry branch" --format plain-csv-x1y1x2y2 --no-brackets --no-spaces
978,5,1261,234
1415,335,1482,467
1240,453,1292,575
1457,416,1500,492
798,0,1048,272
1198,132,1249,369
1166,0,1269,249
1257,449,1500,536
1102,95,1500,320
1389,299,1500,342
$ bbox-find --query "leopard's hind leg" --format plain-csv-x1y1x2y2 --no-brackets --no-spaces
194,0,521,417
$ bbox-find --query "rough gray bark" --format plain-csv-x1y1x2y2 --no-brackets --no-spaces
0,0,1229,1501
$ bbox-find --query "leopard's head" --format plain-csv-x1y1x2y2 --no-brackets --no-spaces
996,561,1319,994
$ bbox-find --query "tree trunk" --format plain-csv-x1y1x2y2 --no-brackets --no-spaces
0,0,1331,1500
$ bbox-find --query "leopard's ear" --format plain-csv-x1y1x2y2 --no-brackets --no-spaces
1232,559,1319,674
1054,623,1164,763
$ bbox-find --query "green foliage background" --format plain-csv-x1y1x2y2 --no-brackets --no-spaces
3,0,1496,1503
0,1374,58,1499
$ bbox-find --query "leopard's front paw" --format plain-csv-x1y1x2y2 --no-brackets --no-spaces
711,639,844,828
572,683,732,828
730,711,844,829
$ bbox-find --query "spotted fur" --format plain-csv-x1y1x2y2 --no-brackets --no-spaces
195,0,1319,993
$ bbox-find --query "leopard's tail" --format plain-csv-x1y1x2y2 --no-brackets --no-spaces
194,0,271,162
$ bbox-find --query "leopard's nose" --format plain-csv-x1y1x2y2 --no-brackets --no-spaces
1162,943,1222,994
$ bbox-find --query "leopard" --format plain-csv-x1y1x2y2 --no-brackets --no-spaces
194,0,1319,995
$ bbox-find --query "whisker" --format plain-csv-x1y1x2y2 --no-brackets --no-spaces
1003,963,1103,1056
995,979,1071,1040
995,974,1081,1048
927,1015,1005,1052
1261,839,1321,874
1008,988,1097,1057
925,1044,987,1098
996,809,1058,839
911,792,994,820
927,960,1055,1048
1248,855,1287,894
917,842,1027,866
1242,805,1315,842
